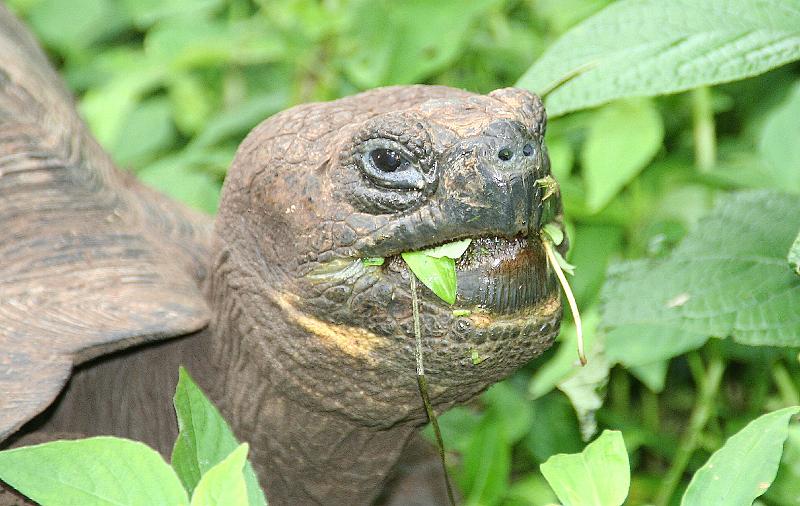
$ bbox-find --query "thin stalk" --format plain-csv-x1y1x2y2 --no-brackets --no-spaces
543,240,586,365
410,274,457,506
654,348,725,506
772,362,800,406
692,86,717,172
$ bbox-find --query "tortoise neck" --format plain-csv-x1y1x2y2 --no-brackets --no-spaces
204,249,415,505
205,317,414,505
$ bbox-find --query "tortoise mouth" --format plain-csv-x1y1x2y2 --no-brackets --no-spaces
386,234,555,314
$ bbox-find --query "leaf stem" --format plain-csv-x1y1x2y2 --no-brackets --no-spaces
772,361,800,407
543,240,586,365
654,346,725,506
692,86,717,172
410,274,457,506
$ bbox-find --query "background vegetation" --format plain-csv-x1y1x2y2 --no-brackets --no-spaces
6,0,800,504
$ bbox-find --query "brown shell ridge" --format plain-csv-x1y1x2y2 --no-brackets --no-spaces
0,4,213,443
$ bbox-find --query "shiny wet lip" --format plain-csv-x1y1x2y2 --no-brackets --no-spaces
385,234,554,314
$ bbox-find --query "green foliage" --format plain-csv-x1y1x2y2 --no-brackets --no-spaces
540,430,630,506
681,406,800,506
518,0,800,116
581,98,663,211
0,437,190,506
0,370,260,506
190,444,250,506
173,368,267,506
7,0,800,504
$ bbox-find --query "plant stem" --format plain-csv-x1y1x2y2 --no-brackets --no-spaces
410,274,457,506
692,86,717,172
772,361,800,406
543,240,586,365
654,347,725,506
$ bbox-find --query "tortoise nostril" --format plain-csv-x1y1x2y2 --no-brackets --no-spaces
522,143,535,157
498,148,513,161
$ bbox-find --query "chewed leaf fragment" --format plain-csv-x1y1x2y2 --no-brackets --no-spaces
401,239,472,305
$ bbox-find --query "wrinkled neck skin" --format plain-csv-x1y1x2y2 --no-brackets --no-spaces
202,246,417,506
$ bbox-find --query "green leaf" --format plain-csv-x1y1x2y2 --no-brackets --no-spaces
344,0,499,88
361,257,385,267
172,368,267,506
138,161,221,214
518,0,800,116
402,252,457,304
601,191,800,354
681,406,800,506
758,82,800,193
459,415,511,506
581,98,664,212
401,239,471,304
540,430,630,506
789,230,800,275
764,424,800,505
0,437,189,506
111,97,176,167
190,444,249,506
423,238,472,259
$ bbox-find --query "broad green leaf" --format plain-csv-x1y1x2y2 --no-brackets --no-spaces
27,0,120,51
0,437,189,506
172,368,267,506
540,430,630,506
111,97,176,167
581,98,663,212
344,0,499,88
138,161,221,214
402,252,457,304
789,230,800,275
681,406,800,506
482,382,533,444
517,0,800,116
188,92,289,151
459,415,511,506
759,82,800,193
601,191,800,353
503,474,559,506
402,239,471,304
764,424,800,505
190,444,249,506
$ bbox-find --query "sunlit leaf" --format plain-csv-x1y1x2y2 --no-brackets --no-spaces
0,437,189,506
540,430,630,506
401,239,472,305
759,82,800,193
581,98,663,212
518,0,800,116
172,368,267,506
190,444,249,506
681,406,800,506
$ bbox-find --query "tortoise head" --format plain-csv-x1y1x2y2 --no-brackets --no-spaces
212,85,564,428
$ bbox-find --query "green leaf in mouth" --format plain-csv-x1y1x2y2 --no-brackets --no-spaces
401,238,472,305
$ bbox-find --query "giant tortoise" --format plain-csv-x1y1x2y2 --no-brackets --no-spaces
0,4,566,505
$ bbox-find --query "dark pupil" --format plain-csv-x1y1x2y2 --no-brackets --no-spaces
371,149,404,172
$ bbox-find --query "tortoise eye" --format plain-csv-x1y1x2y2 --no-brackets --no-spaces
369,149,409,172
